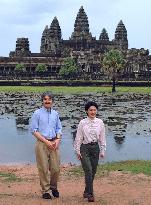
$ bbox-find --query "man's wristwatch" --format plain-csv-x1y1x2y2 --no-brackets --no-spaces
56,135,61,139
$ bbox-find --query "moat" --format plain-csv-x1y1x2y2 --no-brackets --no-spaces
0,92,151,164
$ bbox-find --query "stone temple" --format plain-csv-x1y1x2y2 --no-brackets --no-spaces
0,6,150,80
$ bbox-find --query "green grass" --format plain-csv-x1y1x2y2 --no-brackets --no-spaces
68,160,151,177
0,172,22,182
0,86,151,93
98,160,151,176
0,86,110,93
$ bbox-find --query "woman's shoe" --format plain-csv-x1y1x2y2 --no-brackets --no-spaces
83,192,89,198
88,194,94,202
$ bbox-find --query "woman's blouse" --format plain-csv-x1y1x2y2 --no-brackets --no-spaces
74,117,106,155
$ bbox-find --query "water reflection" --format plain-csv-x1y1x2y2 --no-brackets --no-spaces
114,136,125,144
0,93,151,164
0,114,151,165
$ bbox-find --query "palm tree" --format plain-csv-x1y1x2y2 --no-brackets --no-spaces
102,49,125,92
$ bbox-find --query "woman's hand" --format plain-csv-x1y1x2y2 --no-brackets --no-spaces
77,153,82,160
100,152,105,159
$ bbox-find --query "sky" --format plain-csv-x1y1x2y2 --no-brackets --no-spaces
0,0,150,57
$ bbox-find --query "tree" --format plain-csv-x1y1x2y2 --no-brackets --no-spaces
102,49,125,92
14,64,26,78
35,64,48,77
59,57,78,79
36,64,48,73
15,64,26,72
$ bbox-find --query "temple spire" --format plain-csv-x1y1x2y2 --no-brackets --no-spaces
40,17,62,55
99,28,109,41
49,17,62,39
115,20,127,41
114,20,128,49
71,6,92,40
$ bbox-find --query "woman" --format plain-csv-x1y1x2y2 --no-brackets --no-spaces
74,101,106,202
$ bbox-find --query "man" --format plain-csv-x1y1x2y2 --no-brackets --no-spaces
30,92,62,200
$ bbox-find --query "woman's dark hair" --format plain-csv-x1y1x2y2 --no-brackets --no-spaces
41,92,54,101
85,101,98,111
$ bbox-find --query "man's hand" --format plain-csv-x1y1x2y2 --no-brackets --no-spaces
45,140,55,150
54,139,61,150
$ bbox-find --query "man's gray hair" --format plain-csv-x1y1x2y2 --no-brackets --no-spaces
41,92,54,101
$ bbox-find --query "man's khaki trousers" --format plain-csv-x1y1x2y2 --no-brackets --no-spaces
35,140,60,193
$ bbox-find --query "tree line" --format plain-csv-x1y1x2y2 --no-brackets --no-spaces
14,49,125,92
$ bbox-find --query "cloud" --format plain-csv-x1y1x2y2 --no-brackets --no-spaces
0,0,60,25
0,0,150,56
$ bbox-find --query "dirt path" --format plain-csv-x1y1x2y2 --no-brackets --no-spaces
1,164,151,205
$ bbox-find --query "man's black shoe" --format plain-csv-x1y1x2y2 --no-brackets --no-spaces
52,189,59,198
42,193,52,199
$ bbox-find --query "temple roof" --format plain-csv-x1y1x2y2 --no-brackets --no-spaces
115,20,127,41
49,17,62,39
99,28,109,41
71,6,92,40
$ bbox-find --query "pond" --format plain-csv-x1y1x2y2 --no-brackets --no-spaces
0,115,151,165
0,92,151,165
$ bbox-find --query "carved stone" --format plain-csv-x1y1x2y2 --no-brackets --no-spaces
0,6,150,80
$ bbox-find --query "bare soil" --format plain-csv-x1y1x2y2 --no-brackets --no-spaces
0,164,151,205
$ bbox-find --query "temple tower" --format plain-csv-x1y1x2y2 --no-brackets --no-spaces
40,25,49,53
14,38,31,56
40,17,62,55
49,17,61,40
71,6,92,40
99,28,109,41
114,20,128,50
